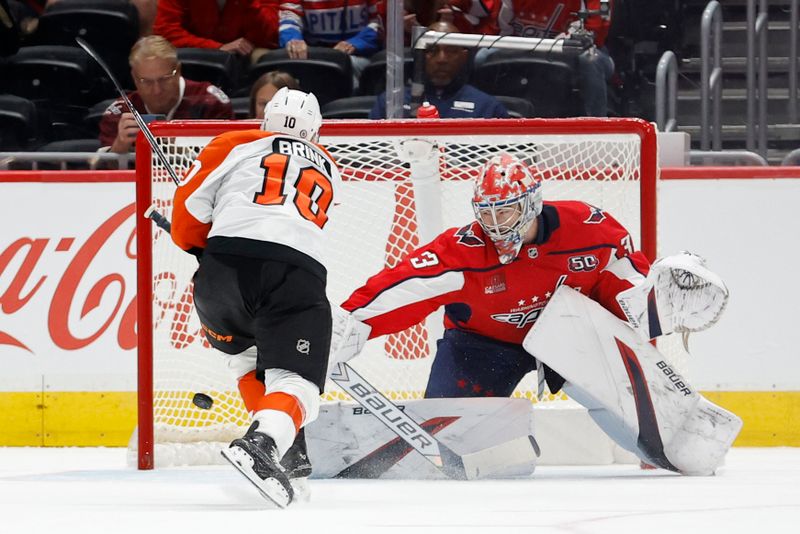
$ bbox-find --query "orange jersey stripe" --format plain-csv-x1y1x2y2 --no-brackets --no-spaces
237,370,266,414
257,392,305,431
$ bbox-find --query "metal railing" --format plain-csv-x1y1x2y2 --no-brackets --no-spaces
781,147,800,165
690,149,768,166
791,0,799,123
701,1,723,151
656,50,678,132
0,152,133,170
747,0,769,157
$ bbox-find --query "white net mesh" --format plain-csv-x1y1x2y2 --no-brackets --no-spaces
139,120,659,465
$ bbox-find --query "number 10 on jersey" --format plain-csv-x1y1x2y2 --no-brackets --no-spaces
254,152,333,229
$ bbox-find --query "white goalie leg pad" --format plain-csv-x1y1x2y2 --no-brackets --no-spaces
223,346,257,380
523,286,742,475
328,305,372,375
616,251,729,340
254,368,322,457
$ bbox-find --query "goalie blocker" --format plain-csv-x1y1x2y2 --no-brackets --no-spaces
523,286,742,475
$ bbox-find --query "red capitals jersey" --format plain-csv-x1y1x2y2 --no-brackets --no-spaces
498,0,611,46
457,0,612,47
342,200,649,345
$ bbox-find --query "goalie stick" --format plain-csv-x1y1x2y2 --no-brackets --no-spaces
330,362,468,480
331,362,542,480
76,37,176,235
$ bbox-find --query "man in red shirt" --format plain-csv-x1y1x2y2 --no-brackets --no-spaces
99,35,234,154
153,0,279,56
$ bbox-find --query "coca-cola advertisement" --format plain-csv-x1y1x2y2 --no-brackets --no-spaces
0,178,138,391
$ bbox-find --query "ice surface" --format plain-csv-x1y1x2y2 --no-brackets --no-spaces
0,447,798,534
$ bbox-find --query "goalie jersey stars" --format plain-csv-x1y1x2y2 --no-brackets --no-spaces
342,200,650,345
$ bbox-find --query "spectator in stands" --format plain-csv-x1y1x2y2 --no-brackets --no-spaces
5,0,42,40
455,0,615,117
403,0,496,37
153,0,278,57
249,70,299,119
99,35,234,154
369,20,508,119
131,0,156,36
1,0,20,55
280,0,384,83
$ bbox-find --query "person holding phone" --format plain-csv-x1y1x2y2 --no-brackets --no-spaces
99,35,235,154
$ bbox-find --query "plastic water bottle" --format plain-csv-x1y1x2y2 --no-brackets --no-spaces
416,101,440,119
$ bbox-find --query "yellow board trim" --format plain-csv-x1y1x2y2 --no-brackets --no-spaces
702,391,800,446
0,390,798,447
0,391,137,446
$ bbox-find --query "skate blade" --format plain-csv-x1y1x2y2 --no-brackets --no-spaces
290,477,311,503
221,447,292,508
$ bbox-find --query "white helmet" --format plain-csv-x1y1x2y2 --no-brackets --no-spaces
472,153,543,264
261,87,322,142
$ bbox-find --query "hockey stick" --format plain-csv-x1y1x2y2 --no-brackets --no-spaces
76,37,180,186
329,362,469,479
76,37,177,236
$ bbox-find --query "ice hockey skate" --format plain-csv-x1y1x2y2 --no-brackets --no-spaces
280,428,312,501
221,421,294,508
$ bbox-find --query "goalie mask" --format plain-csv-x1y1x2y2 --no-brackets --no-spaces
472,153,543,264
262,87,322,142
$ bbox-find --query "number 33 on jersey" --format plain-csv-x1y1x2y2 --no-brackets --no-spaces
171,130,341,267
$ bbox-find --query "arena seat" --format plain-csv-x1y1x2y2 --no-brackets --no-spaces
3,45,115,105
248,47,353,105
177,48,241,95
358,48,413,96
495,96,536,118
321,96,376,119
83,98,116,138
472,51,581,118
0,94,39,151
37,139,103,152
230,97,251,119
34,0,139,89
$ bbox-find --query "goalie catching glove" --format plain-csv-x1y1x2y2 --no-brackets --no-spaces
616,251,729,341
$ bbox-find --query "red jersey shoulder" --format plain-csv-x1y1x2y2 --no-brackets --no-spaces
547,200,631,247
419,222,499,269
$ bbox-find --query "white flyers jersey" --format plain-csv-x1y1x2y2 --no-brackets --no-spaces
171,129,340,267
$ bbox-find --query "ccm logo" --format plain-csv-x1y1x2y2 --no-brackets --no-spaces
201,323,233,342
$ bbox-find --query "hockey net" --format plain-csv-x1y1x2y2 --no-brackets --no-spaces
134,118,660,469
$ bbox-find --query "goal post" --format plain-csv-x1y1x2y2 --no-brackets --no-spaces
135,117,659,470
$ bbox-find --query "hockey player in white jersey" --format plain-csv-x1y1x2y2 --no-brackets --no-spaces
171,88,340,507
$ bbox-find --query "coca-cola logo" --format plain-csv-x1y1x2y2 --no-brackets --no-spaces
0,202,208,354
0,203,137,353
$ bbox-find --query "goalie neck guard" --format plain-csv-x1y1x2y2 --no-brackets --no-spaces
472,153,543,264
261,87,322,143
